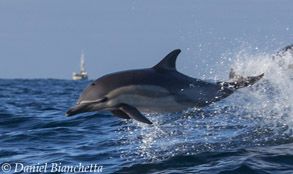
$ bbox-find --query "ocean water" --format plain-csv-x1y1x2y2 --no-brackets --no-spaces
1,49,293,174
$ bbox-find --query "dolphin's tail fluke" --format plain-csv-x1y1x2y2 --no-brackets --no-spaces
222,69,264,90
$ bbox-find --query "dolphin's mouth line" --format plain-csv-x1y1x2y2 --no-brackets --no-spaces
79,97,108,104
79,100,101,104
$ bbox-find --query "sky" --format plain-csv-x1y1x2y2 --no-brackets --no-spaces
0,0,292,79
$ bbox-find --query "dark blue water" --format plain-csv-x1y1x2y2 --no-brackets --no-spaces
1,56,293,174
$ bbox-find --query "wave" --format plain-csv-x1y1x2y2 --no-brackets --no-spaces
117,143,293,174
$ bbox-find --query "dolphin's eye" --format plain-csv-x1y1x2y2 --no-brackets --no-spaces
100,97,108,103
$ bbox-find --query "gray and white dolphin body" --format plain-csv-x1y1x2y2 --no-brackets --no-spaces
66,49,264,124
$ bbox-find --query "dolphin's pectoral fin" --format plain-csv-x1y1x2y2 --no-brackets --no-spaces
119,104,153,125
110,109,131,119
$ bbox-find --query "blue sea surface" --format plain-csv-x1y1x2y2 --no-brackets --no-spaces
0,69,293,174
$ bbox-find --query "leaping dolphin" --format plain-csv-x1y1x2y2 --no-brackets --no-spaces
272,44,293,69
66,49,264,124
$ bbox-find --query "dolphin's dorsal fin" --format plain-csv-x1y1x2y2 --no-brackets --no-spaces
229,68,242,80
153,49,181,71
229,69,236,79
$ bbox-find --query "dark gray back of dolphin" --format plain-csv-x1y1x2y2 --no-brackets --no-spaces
277,44,293,54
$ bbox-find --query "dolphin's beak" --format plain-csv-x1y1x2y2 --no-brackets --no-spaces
66,108,76,117
66,104,89,117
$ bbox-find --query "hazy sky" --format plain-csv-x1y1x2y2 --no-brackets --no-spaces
0,0,292,79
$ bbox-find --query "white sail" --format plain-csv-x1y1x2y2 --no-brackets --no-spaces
80,50,85,72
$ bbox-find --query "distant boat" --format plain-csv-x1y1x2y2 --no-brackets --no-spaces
73,51,88,80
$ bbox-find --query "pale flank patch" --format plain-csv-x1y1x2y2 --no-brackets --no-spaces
106,85,189,113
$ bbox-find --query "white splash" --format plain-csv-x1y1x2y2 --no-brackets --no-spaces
117,45,293,162
229,46,293,129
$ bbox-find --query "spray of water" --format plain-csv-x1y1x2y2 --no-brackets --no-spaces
228,45,293,128
117,45,293,163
